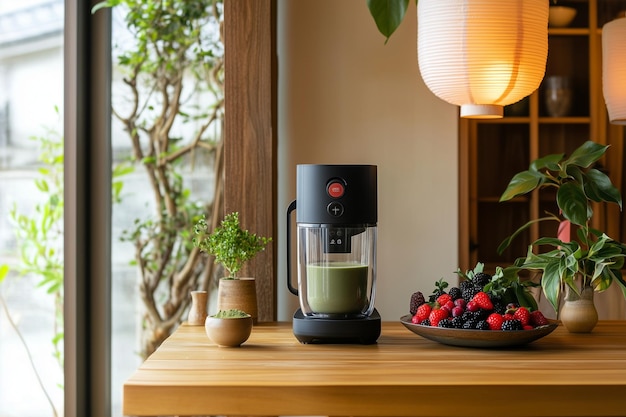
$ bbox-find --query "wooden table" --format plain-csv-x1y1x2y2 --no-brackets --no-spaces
123,321,626,416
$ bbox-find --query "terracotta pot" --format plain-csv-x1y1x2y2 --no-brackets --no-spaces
560,284,598,333
187,290,208,325
205,315,253,347
217,277,258,323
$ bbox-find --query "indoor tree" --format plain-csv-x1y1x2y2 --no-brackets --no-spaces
94,0,225,358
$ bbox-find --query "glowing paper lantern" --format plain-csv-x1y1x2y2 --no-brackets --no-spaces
602,17,626,125
417,0,548,119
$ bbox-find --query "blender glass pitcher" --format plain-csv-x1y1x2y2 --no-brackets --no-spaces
298,224,377,318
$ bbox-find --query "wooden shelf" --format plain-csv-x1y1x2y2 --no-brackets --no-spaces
458,0,624,274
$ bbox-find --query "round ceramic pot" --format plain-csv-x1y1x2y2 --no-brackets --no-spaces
205,314,253,347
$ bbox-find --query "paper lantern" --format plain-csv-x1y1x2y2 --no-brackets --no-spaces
602,17,626,125
417,0,548,119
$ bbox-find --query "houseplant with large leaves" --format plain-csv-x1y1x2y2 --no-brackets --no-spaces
498,141,626,331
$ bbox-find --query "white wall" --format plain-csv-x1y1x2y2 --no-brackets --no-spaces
276,0,459,321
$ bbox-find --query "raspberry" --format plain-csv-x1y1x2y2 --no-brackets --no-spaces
436,293,453,307
513,307,531,326
413,303,432,324
428,308,449,327
471,291,494,310
442,300,455,312
530,310,549,327
486,313,504,330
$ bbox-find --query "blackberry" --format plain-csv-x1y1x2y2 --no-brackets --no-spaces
451,316,464,329
459,280,473,292
462,318,478,329
409,291,426,315
492,298,506,315
461,310,475,322
460,281,480,301
475,320,490,330
473,272,492,288
501,319,523,331
437,318,454,328
448,287,462,300
469,309,489,321
421,319,431,327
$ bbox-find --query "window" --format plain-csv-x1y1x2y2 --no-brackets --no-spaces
2,1,275,416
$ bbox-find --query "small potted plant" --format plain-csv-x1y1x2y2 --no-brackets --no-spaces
194,212,271,322
204,308,253,347
498,140,626,332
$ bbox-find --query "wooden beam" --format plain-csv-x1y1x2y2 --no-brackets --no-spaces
224,0,277,321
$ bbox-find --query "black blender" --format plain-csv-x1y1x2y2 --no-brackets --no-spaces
286,164,381,344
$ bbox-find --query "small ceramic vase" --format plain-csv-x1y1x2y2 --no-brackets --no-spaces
188,290,208,325
560,284,598,333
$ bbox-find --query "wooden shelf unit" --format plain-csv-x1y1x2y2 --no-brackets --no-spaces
459,0,626,273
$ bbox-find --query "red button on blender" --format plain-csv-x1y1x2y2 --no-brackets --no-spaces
327,181,345,198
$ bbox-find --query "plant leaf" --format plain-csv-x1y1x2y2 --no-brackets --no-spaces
530,153,563,172
584,168,623,208
565,140,608,168
366,0,410,43
499,170,544,201
557,182,589,226
541,260,562,313
513,281,538,311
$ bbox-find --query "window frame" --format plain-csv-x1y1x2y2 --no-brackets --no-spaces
63,1,276,415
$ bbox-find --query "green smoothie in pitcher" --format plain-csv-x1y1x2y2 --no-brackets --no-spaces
306,262,369,314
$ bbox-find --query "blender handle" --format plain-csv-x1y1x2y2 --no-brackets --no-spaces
286,200,298,296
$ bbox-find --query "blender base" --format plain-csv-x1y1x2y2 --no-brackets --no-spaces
292,308,381,344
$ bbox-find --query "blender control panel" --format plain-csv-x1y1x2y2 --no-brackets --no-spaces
324,178,354,253
324,227,350,253
326,179,346,218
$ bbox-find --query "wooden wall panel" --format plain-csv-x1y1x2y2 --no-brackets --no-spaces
224,0,277,321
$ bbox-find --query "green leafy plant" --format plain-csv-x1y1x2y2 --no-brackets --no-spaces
498,141,626,312
194,212,271,279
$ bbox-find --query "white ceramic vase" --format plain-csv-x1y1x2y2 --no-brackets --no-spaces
560,284,598,333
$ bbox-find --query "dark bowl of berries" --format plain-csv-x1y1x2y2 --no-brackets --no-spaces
402,265,559,348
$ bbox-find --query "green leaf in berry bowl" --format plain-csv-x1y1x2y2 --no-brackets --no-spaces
400,314,559,348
